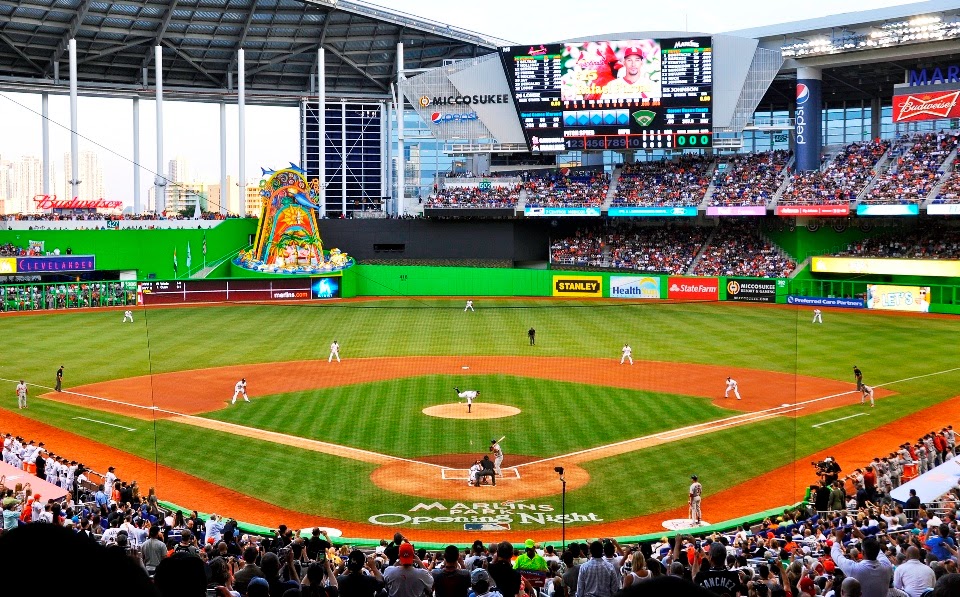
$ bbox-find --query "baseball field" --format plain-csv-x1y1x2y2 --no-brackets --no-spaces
3,297,960,542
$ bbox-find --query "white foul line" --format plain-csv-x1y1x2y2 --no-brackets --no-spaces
811,413,867,429
71,417,137,432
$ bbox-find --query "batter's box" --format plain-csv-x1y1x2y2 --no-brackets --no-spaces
441,467,521,480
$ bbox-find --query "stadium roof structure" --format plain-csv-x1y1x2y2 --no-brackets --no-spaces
0,0,509,104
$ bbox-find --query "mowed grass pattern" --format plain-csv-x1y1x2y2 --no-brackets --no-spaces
4,300,960,529
204,375,737,457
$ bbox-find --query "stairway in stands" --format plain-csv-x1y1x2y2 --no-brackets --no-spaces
601,167,622,211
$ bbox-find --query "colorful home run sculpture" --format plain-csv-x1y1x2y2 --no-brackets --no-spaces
233,164,354,274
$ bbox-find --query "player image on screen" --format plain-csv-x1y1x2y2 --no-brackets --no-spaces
561,39,661,103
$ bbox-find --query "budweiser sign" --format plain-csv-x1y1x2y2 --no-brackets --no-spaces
33,195,124,210
893,91,960,122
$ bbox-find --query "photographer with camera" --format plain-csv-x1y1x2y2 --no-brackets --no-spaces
813,457,842,486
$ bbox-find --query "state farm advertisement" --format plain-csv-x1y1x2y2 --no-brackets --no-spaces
667,277,719,300
775,205,849,216
893,90,960,123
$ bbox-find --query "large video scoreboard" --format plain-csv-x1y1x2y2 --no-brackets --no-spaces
499,37,712,152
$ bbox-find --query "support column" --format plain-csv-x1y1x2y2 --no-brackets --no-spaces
68,39,79,201
870,97,882,140
155,45,165,213
384,100,392,206
341,102,347,217
41,93,50,195
795,66,822,171
238,48,246,210
133,98,141,214
220,102,227,214
317,47,326,217
396,42,405,216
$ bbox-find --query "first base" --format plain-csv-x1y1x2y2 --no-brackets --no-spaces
462,366,469,369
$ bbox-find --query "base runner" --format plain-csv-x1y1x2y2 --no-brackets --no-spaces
861,384,875,407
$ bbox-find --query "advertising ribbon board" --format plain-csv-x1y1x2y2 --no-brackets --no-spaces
866,284,930,313
705,206,766,216
610,276,661,299
608,206,698,217
552,275,603,297
725,278,777,303
775,205,850,216
667,277,719,300
856,204,919,216
811,257,960,278
786,296,865,309
15,255,96,272
524,206,602,217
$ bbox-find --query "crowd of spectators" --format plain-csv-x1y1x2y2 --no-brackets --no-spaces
862,132,959,205
932,169,960,204
607,226,710,273
525,171,609,208
550,228,605,267
693,221,796,278
6,422,960,597
612,157,713,207
0,241,41,257
780,140,891,206
427,185,521,209
833,225,960,259
710,150,791,207
0,281,137,312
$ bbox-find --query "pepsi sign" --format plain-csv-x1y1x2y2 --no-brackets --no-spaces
431,111,479,125
794,79,821,172
795,83,809,146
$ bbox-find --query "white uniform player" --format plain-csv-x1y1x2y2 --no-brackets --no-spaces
467,461,482,486
123,310,134,323
16,380,27,409
812,309,823,324
620,344,633,365
455,387,479,413
328,340,341,363
464,300,474,312
689,475,703,524
231,378,249,404
861,384,875,407
490,439,503,476
725,377,741,400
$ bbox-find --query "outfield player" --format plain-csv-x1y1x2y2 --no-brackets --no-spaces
620,344,633,365
464,300,474,312
122,310,134,323
853,365,863,391
16,380,27,410
861,384,875,407
328,340,341,363
812,309,822,324
725,377,741,400
455,387,479,413
490,439,504,476
231,378,249,404
689,475,703,525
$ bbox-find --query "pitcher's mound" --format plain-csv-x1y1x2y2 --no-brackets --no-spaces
423,403,521,419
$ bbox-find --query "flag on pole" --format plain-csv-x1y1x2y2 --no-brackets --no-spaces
173,247,178,273
202,233,207,256
187,242,192,269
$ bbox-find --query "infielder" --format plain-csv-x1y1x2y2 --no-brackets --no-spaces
490,438,504,476
725,377,741,400
620,344,633,365
16,380,27,410
689,474,703,525
464,300,474,312
231,378,249,404
328,340,341,363
122,310,134,323
454,387,479,413
812,309,822,324
861,384,875,407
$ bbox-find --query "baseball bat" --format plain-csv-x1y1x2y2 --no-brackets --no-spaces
497,436,506,444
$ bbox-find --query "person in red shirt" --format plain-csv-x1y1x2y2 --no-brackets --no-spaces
863,466,877,502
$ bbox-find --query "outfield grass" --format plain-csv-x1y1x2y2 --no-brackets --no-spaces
203,375,737,457
3,300,960,531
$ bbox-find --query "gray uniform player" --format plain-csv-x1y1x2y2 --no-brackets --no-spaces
490,439,503,476
689,475,703,524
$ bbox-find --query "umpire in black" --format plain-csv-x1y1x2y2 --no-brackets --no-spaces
477,455,497,486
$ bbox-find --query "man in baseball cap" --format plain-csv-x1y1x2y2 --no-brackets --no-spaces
384,543,433,597
621,46,644,85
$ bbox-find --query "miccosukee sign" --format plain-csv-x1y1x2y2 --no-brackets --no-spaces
725,278,777,303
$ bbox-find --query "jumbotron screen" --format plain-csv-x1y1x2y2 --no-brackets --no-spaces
499,37,712,152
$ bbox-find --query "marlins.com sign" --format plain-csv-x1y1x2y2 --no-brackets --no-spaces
552,275,602,297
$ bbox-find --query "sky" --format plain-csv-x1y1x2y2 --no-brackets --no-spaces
0,0,923,205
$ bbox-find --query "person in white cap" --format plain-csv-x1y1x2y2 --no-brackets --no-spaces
812,309,823,324
329,340,341,363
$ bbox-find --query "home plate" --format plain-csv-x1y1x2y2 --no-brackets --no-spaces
462,366,469,369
